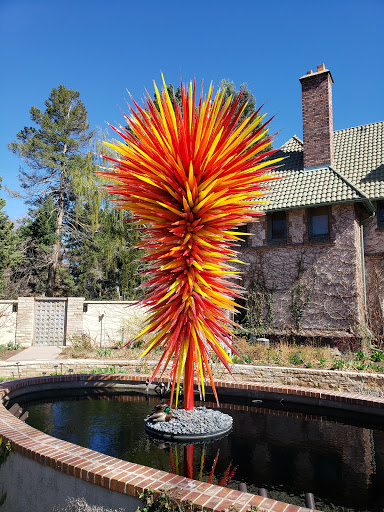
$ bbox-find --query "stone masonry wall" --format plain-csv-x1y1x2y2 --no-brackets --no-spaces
363,208,384,337
15,297,34,346
241,203,364,334
66,298,84,340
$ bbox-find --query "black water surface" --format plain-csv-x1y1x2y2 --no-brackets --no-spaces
18,389,384,512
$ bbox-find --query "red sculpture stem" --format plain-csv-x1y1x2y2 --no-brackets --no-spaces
184,444,194,479
184,341,195,410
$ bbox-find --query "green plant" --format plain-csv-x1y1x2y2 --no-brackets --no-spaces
231,353,253,365
369,363,384,372
370,350,384,362
0,437,11,466
355,350,368,361
318,357,327,368
6,342,19,351
306,361,313,368
90,366,120,374
96,347,113,357
136,488,194,512
332,359,345,370
289,352,304,366
354,361,368,371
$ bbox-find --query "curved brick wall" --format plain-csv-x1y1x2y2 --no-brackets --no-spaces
2,374,383,512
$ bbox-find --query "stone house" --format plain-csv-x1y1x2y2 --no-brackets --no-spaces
240,64,384,340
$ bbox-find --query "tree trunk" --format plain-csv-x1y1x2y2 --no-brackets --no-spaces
46,145,66,296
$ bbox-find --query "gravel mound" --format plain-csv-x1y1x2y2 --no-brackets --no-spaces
145,406,233,435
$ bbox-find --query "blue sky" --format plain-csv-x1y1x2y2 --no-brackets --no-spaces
1,0,383,220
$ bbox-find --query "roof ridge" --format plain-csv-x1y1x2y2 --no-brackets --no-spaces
334,120,384,133
282,134,303,147
329,166,375,213
329,166,367,199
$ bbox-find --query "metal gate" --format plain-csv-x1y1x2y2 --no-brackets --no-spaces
34,299,67,345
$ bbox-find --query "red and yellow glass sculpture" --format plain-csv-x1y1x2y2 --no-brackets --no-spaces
100,78,280,410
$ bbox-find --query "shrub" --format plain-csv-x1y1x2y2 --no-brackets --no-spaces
70,332,93,351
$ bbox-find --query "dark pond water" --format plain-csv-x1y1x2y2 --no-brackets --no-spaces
16,389,384,512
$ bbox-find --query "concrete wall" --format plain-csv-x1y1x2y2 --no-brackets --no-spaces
0,301,17,345
82,301,148,347
0,451,141,512
1,298,148,347
241,203,365,334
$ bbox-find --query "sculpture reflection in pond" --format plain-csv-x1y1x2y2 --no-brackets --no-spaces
154,440,236,485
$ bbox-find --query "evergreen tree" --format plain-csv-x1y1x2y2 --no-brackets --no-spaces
8,85,95,296
153,80,268,144
0,178,20,295
9,198,60,296
68,207,144,300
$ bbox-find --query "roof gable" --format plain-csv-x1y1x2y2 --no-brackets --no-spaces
259,121,384,212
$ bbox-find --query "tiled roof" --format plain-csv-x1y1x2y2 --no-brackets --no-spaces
260,121,384,212
334,121,384,200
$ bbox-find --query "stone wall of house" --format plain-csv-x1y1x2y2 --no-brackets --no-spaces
363,208,384,337
240,203,365,334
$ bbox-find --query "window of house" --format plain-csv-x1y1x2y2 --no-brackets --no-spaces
309,206,329,238
377,201,384,229
268,211,287,242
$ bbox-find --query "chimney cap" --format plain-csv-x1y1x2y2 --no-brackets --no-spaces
299,64,333,83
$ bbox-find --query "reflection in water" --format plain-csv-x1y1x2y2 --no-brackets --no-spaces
19,389,384,512
153,441,236,486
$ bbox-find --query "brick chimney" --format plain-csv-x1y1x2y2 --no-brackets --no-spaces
299,64,334,168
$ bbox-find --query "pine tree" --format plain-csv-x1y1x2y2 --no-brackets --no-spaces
8,85,95,296
67,207,144,300
10,197,59,296
0,178,20,295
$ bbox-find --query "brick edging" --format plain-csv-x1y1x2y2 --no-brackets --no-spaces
4,374,376,512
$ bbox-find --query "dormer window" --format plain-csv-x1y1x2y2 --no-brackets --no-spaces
309,206,329,238
268,211,287,242
377,201,384,230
